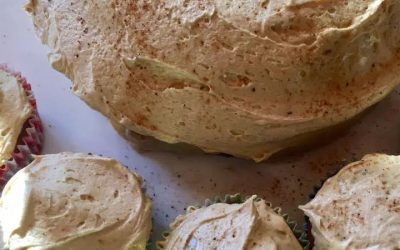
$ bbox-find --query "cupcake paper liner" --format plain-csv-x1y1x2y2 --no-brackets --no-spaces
157,194,310,250
0,65,44,190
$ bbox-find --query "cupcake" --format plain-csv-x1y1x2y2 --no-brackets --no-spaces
0,65,43,188
158,195,307,249
26,0,400,161
0,152,152,250
300,154,400,249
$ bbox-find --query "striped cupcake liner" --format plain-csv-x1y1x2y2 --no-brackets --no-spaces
0,65,44,190
157,194,310,250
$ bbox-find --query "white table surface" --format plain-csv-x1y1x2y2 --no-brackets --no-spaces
2,0,400,246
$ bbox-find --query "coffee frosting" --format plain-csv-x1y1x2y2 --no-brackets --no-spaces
300,154,400,250
0,70,32,165
161,196,302,250
0,153,152,250
26,0,400,161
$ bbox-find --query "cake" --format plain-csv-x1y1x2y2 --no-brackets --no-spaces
25,0,400,161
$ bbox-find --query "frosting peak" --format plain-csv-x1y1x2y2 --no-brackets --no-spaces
162,196,302,250
300,154,400,250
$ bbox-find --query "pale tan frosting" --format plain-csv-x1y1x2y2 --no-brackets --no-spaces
300,154,400,250
162,196,302,250
25,0,400,161
0,153,152,250
0,70,32,165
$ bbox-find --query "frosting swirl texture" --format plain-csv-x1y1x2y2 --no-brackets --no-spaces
25,0,400,161
0,153,152,250
162,196,302,250
300,154,400,250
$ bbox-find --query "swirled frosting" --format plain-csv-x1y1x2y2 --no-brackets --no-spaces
25,0,400,161
0,70,32,165
300,154,400,250
162,196,302,249
0,153,152,250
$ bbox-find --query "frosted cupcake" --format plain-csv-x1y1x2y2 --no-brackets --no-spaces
0,152,152,250
0,65,43,188
158,195,307,249
300,154,400,249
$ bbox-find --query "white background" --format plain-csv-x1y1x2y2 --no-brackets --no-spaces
2,0,400,245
